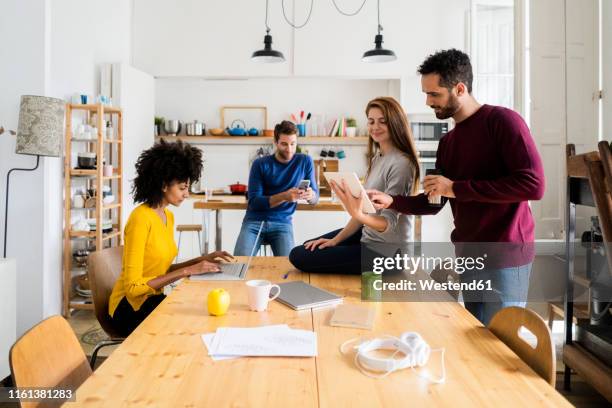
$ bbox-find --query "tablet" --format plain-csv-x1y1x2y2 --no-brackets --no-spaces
323,172,376,214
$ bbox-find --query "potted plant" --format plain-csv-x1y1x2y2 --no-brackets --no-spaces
154,116,165,136
346,117,357,137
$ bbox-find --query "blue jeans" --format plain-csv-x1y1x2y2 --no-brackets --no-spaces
460,263,532,325
234,220,294,256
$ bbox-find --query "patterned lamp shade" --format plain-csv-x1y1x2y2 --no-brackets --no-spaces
16,95,65,157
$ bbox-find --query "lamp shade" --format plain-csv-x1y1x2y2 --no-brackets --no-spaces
16,95,64,157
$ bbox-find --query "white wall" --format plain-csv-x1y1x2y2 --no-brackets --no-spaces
0,0,133,338
0,0,50,338
132,0,469,78
48,0,132,322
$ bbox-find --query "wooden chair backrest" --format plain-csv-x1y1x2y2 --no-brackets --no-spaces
488,307,556,386
88,246,124,339
9,315,92,408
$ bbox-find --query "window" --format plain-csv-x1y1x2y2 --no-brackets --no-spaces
471,0,515,109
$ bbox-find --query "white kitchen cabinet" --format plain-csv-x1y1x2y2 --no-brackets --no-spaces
132,0,293,77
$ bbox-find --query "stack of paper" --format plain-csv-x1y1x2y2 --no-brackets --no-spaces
202,325,317,361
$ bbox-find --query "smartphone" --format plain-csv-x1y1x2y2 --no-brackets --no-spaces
297,180,310,191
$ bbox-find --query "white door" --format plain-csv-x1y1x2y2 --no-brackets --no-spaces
529,0,566,239
566,0,598,151
566,0,599,233
112,64,156,228
603,0,612,141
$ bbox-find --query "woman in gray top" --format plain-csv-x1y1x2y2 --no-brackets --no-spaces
289,97,420,274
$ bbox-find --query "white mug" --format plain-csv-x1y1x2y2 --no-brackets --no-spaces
246,280,281,312
103,164,113,177
73,194,84,208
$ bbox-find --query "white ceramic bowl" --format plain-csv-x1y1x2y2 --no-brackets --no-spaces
103,195,115,205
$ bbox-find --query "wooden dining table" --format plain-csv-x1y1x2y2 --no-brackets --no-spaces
193,195,344,253
68,257,571,407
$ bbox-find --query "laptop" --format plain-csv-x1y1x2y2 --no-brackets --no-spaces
275,281,343,310
190,221,264,281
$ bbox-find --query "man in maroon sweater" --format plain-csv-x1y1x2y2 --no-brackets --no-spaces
368,49,545,325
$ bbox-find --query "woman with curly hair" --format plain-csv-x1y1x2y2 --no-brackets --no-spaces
108,140,233,336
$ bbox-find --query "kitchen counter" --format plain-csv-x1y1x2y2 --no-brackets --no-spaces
192,195,343,211
193,196,345,252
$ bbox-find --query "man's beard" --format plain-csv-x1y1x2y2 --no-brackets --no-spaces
277,150,292,161
433,93,460,119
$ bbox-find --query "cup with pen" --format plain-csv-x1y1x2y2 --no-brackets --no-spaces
425,168,444,207
292,111,311,137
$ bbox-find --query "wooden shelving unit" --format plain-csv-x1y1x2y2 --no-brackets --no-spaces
63,103,123,316
563,143,612,403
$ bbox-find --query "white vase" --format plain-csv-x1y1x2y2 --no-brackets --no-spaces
346,127,357,137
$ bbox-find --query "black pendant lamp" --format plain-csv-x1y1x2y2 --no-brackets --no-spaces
362,0,396,63
251,0,285,63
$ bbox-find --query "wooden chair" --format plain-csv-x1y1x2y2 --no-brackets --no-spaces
488,306,556,386
87,246,125,368
9,315,92,408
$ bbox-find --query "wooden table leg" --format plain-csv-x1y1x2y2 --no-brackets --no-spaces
202,209,210,254
215,210,222,251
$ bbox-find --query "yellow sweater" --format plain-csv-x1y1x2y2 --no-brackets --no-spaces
108,204,178,317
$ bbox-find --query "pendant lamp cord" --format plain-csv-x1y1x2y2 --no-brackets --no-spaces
281,0,315,29
377,0,383,34
265,0,271,33
331,0,368,16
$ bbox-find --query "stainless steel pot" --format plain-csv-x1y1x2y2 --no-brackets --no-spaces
186,120,204,136
164,120,182,136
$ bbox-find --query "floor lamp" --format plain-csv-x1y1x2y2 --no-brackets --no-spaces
3,95,64,258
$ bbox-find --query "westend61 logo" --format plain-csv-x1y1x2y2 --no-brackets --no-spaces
371,254,487,275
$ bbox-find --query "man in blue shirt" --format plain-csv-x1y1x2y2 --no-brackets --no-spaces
234,121,318,256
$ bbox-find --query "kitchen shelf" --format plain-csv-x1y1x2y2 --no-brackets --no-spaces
69,169,121,180
103,203,121,210
64,103,123,317
69,228,120,240
71,203,121,211
71,169,97,176
72,138,121,144
155,135,369,146
69,297,93,311
69,103,121,114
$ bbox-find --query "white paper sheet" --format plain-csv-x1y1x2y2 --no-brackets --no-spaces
201,325,290,361
209,326,317,357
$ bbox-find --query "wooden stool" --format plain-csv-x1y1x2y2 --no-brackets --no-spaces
176,224,202,259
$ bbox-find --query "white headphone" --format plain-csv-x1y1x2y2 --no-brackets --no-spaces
340,332,445,383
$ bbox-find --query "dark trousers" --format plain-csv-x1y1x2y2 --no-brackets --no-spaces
289,228,363,274
110,294,166,337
